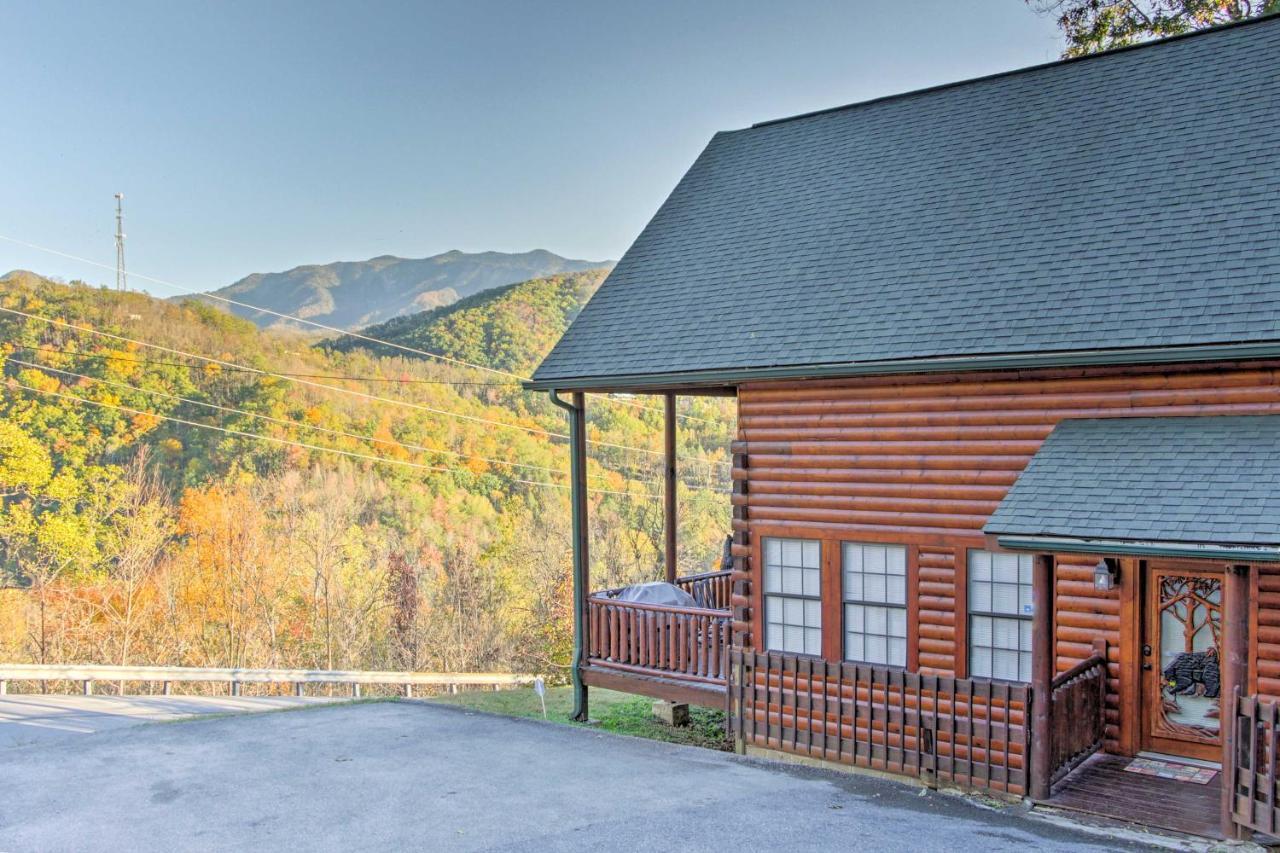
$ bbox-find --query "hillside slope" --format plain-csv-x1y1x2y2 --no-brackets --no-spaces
328,268,608,376
208,249,612,330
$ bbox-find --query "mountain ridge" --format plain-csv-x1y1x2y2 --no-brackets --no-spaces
208,248,613,331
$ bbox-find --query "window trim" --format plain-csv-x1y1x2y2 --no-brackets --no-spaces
760,536,824,658
840,541,909,668
965,548,1034,684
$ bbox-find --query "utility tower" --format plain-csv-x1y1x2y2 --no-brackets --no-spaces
114,193,127,291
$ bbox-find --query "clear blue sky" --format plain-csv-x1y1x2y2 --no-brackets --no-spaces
0,1,1064,293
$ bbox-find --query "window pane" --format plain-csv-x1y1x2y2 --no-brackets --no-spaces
887,574,906,605
970,580,992,613
888,607,907,637
782,539,802,567
802,540,820,569
805,599,821,626
766,538,781,566
889,637,907,667
846,604,864,632
802,567,821,598
993,649,1020,681
865,574,887,603
805,628,822,656
993,583,1020,615
970,550,991,581
846,632,864,661
971,615,992,647
993,617,1020,650
993,553,1019,583
784,625,803,653
765,564,781,594
972,647,992,678
844,544,863,572
887,547,906,575
784,597,802,625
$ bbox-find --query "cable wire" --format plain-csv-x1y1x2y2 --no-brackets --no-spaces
5,378,661,499
7,356,624,482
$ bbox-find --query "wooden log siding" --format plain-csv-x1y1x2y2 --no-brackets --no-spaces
736,360,1280,759
731,650,1029,794
1257,571,1280,701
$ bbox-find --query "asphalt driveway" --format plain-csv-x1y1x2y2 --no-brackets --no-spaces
0,694,331,748
0,700,1164,852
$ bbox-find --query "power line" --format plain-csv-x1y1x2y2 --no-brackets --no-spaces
6,378,661,500
7,354,721,491
0,234,717,425
0,305,634,453
6,356,618,483
15,345,518,386
0,305,728,472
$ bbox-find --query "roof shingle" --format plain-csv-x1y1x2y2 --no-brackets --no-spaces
533,17,1280,385
984,415,1280,547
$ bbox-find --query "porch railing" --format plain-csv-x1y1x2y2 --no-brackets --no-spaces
586,596,731,685
1046,641,1109,786
673,568,733,611
730,650,1030,795
1232,689,1280,836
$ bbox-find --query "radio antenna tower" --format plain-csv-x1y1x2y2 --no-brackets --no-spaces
114,193,127,291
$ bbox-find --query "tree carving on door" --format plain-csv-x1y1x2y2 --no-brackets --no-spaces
1155,574,1222,742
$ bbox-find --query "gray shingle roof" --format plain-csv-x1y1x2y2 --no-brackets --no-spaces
984,415,1280,547
532,17,1280,387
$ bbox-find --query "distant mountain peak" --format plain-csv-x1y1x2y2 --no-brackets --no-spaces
208,249,613,330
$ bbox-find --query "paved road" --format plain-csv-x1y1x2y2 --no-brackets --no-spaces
0,701,1168,852
0,694,333,748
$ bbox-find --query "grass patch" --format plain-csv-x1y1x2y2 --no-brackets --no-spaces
431,686,730,751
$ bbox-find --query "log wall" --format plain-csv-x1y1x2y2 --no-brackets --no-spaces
732,360,1280,760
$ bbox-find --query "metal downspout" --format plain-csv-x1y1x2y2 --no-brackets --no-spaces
549,389,588,721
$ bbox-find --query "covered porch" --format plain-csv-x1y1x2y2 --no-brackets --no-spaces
987,415,1280,841
548,388,738,716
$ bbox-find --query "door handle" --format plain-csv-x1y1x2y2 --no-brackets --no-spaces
1142,663,1153,671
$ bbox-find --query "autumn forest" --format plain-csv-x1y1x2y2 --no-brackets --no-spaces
0,269,734,686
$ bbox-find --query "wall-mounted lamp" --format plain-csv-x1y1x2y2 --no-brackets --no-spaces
1093,558,1119,592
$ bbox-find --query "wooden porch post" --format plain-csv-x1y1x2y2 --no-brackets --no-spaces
1029,552,1055,802
1222,563,1251,839
664,393,677,584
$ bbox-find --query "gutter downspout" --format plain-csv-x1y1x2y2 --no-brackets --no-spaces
549,389,589,722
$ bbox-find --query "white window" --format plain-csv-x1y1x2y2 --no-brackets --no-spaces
968,550,1034,682
763,537,822,656
843,543,907,667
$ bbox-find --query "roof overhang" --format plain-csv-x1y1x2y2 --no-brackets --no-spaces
992,534,1280,563
984,414,1280,564
524,339,1280,393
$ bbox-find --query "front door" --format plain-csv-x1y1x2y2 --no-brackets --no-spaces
1141,564,1223,762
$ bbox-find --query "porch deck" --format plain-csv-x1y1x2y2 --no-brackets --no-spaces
582,569,732,709
1046,752,1220,839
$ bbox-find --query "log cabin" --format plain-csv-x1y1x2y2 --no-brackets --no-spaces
526,15,1280,841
